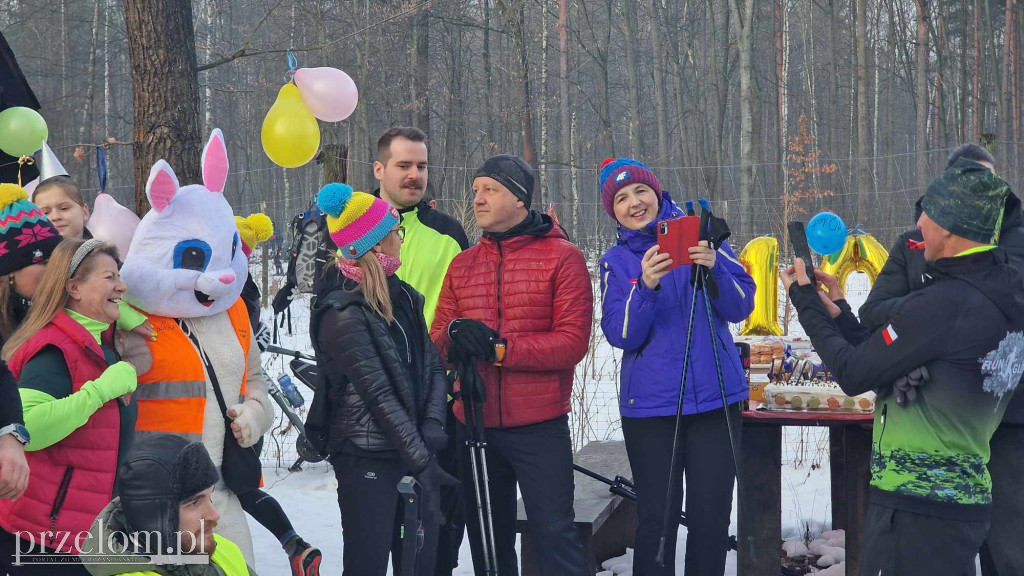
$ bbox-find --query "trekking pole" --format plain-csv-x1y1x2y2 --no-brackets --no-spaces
693,203,747,558
397,476,424,576
654,270,703,568
459,361,500,576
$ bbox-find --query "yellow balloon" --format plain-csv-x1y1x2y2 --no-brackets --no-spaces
819,233,890,290
738,236,783,336
262,83,321,168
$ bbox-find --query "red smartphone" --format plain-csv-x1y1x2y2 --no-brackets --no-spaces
657,216,701,269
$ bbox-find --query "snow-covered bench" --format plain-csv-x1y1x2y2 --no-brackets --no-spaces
516,441,637,575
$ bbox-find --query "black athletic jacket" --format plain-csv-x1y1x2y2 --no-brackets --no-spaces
307,275,448,471
793,248,1024,517
860,192,1024,422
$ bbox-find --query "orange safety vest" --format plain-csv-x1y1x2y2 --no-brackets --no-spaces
133,298,252,442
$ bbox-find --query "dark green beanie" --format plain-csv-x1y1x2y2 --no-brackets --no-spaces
920,158,1009,244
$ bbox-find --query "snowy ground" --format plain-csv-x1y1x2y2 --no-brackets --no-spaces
244,271,908,575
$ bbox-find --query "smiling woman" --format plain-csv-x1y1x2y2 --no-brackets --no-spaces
0,238,139,573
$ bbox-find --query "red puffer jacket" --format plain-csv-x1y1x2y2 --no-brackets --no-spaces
431,215,593,428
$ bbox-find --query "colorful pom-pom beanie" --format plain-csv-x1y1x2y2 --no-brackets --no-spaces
599,158,663,219
317,182,400,259
234,213,274,258
0,183,62,276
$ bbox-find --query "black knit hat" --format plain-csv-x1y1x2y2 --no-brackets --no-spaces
474,155,536,209
921,158,1010,244
0,183,61,277
118,434,220,554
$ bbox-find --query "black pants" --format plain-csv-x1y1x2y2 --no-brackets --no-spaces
0,529,88,576
859,503,988,576
333,454,440,576
457,415,588,576
237,488,296,543
980,424,1024,576
434,405,465,576
621,405,740,576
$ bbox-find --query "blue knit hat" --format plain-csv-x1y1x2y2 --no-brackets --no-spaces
599,158,662,219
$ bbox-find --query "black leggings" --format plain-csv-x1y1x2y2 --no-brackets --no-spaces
236,488,296,543
621,404,741,576
332,454,440,576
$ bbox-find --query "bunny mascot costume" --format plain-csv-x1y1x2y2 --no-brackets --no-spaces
119,129,275,566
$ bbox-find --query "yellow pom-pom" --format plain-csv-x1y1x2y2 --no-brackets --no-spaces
0,184,29,207
246,213,274,243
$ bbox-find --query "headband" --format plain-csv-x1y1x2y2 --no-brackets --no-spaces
68,239,106,279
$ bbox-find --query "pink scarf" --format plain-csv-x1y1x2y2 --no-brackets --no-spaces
337,252,402,284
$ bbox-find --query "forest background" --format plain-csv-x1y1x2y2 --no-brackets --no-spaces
2,0,1020,256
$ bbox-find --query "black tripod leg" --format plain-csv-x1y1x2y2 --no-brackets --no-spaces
698,265,745,557
655,280,703,568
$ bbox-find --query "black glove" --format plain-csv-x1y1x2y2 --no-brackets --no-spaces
456,359,488,404
272,283,295,315
415,457,460,525
448,318,498,362
420,418,448,453
892,366,930,406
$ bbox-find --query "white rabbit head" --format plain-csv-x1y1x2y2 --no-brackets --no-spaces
121,129,248,318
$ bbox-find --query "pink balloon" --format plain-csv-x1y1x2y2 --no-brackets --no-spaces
87,193,140,261
293,67,359,122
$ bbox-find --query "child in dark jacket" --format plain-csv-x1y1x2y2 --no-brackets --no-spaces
597,158,755,576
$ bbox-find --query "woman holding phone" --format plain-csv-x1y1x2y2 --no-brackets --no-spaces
597,158,755,576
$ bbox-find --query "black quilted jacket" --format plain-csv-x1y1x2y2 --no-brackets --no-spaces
307,275,448,471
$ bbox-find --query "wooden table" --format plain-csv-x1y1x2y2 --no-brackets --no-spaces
737,403,873,576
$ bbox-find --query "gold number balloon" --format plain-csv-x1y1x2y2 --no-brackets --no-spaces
738,236,783,336
819,234,890,289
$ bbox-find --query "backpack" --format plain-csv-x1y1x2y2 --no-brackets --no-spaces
272,204,332,319
287,205,330,295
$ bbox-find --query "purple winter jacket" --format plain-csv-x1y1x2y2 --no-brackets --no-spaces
599,194,756,418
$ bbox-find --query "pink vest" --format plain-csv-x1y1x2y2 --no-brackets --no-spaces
0,312,121,553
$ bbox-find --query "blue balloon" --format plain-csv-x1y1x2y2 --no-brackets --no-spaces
806,212,848,255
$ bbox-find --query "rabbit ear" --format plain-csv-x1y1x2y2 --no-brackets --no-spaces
146,160,179,214
202,128,229,194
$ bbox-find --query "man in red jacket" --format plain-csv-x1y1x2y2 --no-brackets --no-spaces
431,154,592,576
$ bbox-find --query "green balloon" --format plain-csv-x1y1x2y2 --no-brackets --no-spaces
0,107,48,158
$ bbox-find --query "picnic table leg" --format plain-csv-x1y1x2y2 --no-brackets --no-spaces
842,425,872,576
830,426,848,535
738,422,782,576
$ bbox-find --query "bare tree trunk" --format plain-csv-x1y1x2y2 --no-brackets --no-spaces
540,0,548,206
495,0,537,164
79,0,101,148
104,0,112,140
777,0,789,213
974,0,982,137
621,0,641,157
1000,0,1016,163
123,0,203,216
914,0,929,186
856,0,871,222
727,0,755,238
411,5,429,130
558,0,570,205
483,0,494,144
650,0,669,166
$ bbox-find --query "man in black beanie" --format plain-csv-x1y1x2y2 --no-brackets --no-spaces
430,155,592,575
783,161,1024,576
860,155,1024,575
79,434,257,575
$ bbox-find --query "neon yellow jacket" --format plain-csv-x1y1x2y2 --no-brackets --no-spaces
391,201,469,326
100,535,252,576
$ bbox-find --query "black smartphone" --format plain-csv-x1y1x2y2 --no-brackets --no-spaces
787,221,815,280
